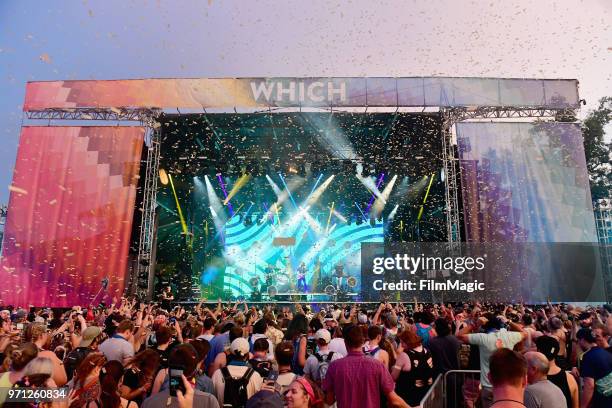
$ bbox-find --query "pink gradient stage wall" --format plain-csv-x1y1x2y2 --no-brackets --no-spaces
0,127,144,307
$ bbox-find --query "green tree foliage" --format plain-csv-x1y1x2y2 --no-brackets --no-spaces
582,97,612,201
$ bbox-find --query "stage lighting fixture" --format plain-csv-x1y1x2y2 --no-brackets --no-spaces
440,168,445,182
356,217,363,225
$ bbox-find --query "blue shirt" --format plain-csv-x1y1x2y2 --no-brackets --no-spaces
581,346,612,408
206,333,229,369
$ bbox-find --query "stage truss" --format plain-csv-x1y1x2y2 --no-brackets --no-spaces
22,105,578,300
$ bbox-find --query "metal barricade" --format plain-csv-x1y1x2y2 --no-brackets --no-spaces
443,370,481,408
419,374,444,408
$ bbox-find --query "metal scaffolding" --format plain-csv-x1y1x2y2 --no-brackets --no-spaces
132,125,161,300
21,104,580,300
26,107,161,122
440,109,461,243
594,199,612,301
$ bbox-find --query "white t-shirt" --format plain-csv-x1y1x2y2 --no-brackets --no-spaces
328,338,347,357
250,333,274,360
468,329,523,388
211,364,263,406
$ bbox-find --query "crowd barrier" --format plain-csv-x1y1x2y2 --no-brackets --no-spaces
419,370,481,408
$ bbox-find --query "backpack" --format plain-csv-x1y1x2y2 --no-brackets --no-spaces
365,347,380,358
221,366,255,408
63,347,91,381
248,358,273,378
314,352,334,383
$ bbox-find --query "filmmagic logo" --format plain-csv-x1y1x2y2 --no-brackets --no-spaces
250,80,347,103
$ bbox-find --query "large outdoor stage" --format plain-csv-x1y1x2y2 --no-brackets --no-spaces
1,77,606,307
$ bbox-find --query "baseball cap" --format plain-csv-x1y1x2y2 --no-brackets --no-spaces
79,326,102,348
14,309,27,320
358,313,368,325
535,335,560,361
246,390,283,408
315,329,331,344
230,337,250,357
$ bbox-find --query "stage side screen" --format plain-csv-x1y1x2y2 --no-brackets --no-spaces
0,126,144,307
457,122,597,243
456,122,603,301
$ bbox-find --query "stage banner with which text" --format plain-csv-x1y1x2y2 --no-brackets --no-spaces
23,77,579,110
0,126,144,307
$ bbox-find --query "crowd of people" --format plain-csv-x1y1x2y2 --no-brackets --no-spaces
0,298,611,408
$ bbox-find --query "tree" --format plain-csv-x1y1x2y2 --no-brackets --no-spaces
582,96,612,202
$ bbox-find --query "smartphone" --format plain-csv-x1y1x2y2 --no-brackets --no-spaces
266,371,281,392
169,317,177,325
16,323,24,330
169,365,185,397
266,371,278,385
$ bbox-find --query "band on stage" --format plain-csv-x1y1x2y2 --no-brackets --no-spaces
249,260,355,297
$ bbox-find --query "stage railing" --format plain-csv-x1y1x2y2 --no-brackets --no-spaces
444,370,481,408
417,370,481,408
419,374,444,408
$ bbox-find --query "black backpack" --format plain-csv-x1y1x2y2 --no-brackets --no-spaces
221,366,255,408
63,347,91,380
248,358,273,378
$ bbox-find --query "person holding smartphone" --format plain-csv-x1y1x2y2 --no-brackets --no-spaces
142,343,219,408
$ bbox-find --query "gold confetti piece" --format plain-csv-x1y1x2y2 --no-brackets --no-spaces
39,53,52,63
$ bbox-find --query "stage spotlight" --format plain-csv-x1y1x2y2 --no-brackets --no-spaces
440,168,445,182
159,169,169,185
356,217,363,225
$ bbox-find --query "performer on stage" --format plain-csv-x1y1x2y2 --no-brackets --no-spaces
334,262,345,291
297,261,308,292
160,285,174,310
261,263,274,293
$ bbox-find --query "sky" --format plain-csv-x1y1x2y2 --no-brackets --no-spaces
0,0,610,204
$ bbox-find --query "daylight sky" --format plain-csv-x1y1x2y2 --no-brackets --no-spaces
0,0,610,204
